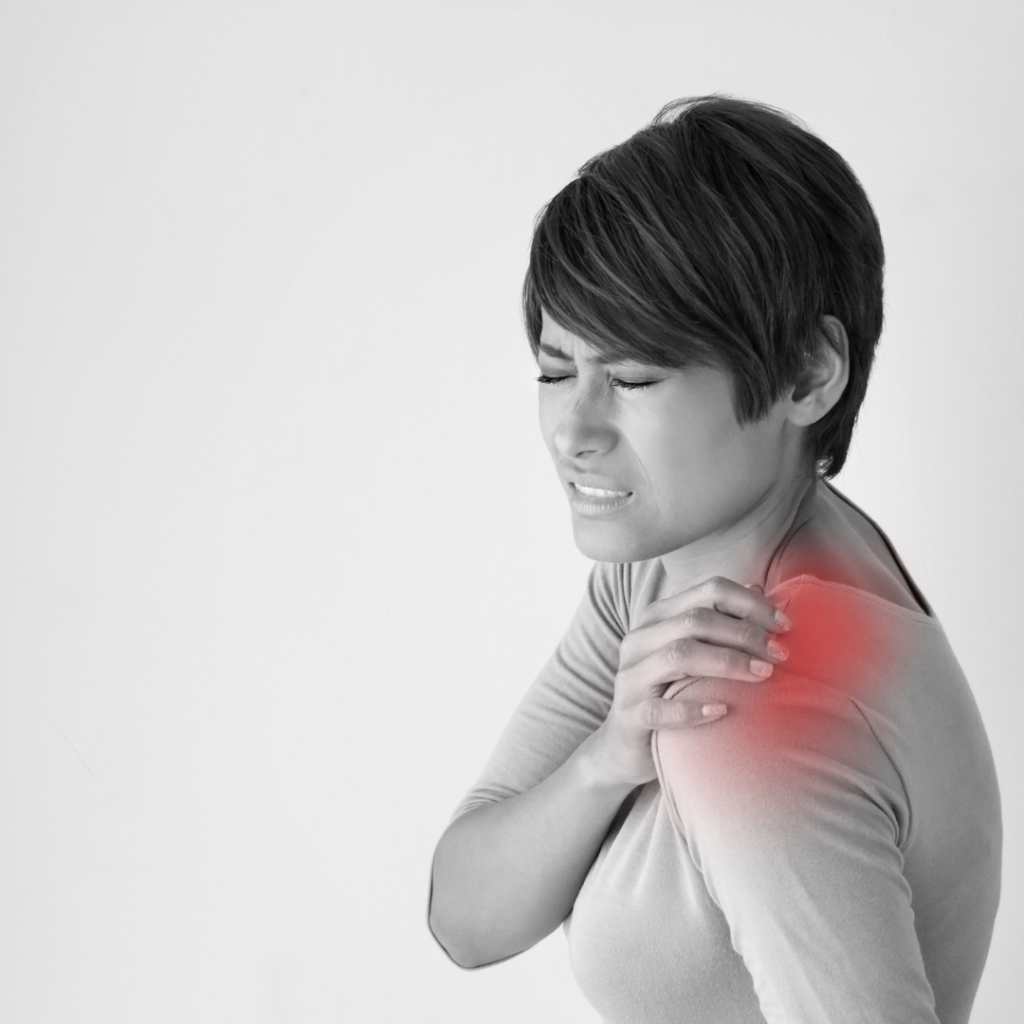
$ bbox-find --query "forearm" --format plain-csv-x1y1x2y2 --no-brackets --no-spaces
428,726,635,969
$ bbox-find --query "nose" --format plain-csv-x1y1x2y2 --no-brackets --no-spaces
551,402,617,460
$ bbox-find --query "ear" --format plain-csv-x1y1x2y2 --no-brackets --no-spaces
785,315,850,426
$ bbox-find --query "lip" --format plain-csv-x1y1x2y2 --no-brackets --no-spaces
570,476,634,496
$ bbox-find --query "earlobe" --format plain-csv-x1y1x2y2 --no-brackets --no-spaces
786,316,850,426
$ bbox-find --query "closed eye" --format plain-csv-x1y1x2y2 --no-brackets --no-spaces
534,374,659,391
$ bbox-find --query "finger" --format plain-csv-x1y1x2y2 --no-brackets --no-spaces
642,697,729,729
629,605,788,668
645,575,790,633
641,634,777,687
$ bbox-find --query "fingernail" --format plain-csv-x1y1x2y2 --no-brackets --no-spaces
767,640,789,661
702,703,728,718
750,658,774,678
773,610,793,632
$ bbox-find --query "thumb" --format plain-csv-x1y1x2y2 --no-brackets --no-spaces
747,583,764,594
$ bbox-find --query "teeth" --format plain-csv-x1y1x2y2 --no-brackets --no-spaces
576,484,630,498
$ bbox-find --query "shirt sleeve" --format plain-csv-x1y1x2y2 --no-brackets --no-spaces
449,558,629,822
652,670,939,1024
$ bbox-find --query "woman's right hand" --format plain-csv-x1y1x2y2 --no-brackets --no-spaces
590,575,793,788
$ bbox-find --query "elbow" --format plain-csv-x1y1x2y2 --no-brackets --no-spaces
428,899,490,970
428,820,497,969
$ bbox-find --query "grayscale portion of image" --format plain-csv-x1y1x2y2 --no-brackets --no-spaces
0,2,1020,1023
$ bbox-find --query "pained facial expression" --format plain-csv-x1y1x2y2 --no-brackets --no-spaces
537,311,797,564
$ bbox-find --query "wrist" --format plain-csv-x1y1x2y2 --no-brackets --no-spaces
573,726,640,799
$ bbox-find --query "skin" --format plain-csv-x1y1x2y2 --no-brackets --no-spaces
536,308,852,788
428,312,851,967
536,308,850,592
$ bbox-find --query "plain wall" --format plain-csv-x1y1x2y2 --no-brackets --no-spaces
1,0,1021,1020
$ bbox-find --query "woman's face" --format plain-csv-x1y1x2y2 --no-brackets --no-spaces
537,311,801,565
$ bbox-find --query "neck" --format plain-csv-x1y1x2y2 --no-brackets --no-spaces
659,473,819,593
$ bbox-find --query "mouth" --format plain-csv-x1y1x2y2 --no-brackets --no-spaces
569,482,635,515
572,483,633,499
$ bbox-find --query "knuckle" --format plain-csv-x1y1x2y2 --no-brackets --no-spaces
666,637,693,665
691,607,713,630
666,699,695,727
678,608,702,633
737,620,760,647
727,648,753,676
642,700,662,729
670,700,692,726
710,574,732,594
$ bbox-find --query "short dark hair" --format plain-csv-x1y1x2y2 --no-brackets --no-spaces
522,95,884,478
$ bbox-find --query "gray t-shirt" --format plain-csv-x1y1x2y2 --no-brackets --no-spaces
444,485,1001,1024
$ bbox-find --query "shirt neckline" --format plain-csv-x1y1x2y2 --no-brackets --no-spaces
762,479,937,623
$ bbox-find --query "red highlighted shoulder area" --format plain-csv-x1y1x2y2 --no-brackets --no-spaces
654,572,912,798
773,573,897,691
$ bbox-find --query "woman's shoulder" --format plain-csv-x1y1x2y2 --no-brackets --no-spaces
766,481,934,619
755,483,946,697
765,574,946,719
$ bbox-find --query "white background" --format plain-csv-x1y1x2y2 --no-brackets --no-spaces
1,1,1021,1021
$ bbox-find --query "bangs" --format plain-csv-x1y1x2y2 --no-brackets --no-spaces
523,174,724,371
519,95,884,477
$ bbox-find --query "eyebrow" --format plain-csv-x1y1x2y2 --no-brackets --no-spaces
538,341,614,364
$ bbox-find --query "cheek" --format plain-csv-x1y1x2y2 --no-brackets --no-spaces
706,412,784,480
635,411,782,521
634,411,734,486
537,395,560,448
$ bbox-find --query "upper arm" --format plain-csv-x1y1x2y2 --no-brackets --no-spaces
450,559,629,820
653,675,938,1024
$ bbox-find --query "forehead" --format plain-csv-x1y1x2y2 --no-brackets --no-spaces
538,311,618,364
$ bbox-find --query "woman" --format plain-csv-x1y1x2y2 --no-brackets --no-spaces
427,96,1001,1024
